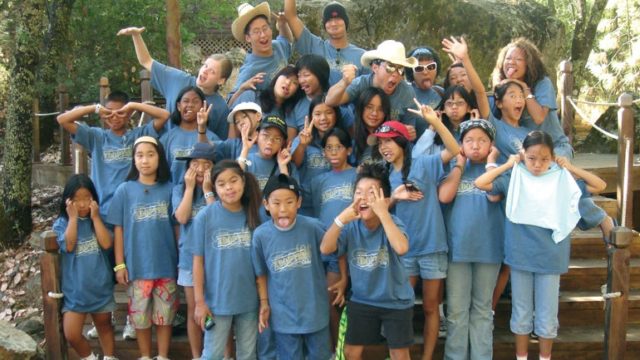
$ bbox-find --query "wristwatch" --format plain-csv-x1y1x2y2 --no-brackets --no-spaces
526,93,536,100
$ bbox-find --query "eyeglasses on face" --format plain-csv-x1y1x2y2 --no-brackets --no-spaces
444,100,467,108
324,145,345,153
414,62,437,73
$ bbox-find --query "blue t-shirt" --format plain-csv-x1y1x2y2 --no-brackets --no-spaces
160,127,219,184
519,77,572,157
213,138,259,162
151,60,229,139
489,113,531,164
491,172,571,274
54,217,115,313
412,84,443,137
251,216,330,334
192,201,258,315
171,185,207,272
287,95,355,132
337,215,414,309
246,152,300,192
295,27,368,86
444,162,504,264
291,137,331,215
310,168,357,226
390,155,448,256
73,122,158,217
232,36,292,93
346,74,419,127
106,180,177,280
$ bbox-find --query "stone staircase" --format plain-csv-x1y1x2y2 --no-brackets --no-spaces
69,197,639,359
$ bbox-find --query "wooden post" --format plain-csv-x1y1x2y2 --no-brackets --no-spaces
558,60,574,143
140,69,152,103
32,98,40,163
57,85,71,166
99,77,110,129
166,0,182,68
40,231,67,360
616,93,635,229
603,227,633,360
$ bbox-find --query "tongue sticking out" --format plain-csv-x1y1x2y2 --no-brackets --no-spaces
507,68,516,77
277,217,291,228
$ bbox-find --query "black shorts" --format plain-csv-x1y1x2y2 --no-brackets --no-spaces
345,301,414,349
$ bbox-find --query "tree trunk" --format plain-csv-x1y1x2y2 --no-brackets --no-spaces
0,0,46,248
166,0,181,68
570,0,608,81
36,0,75,153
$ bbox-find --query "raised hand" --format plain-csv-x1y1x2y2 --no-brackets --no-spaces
507,154,521,168
337,198,362,225
408,98,440,125
202,170,213,194
487,146,500,163
183,167,197,189
341,64,357,85
369,186,390,217
239,72,266,92
197,100,213,129
298,116,315,146
392,184,424,202
442,36,469,63
555,156,572,170
89,199,100,221
66,199,78,219
240,124,257,150
117,27,145,36
277,143,293,167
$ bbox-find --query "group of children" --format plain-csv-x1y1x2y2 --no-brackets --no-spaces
52,1,614,360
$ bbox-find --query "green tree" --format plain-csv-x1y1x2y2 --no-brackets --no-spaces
0,0,47,247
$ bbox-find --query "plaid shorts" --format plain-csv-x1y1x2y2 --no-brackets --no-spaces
127,278,179,329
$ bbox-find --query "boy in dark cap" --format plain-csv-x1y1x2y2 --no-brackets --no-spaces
284,0,368,85
252,174,332,359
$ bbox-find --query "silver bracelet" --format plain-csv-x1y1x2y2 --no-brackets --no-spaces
204,192,215,199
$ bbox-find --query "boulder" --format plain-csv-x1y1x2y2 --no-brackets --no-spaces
0,320,37,360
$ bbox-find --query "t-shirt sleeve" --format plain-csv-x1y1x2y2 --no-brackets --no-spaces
415,154,445,183
72,123,100,151
251,229,268,276
489,172,510,196
294,27,323,55
533,77,557,110
336,224,350,257
150,60,194,98
171,185,184,217
274,35,292,61
191,211,206,257
345,76,367,104
53,217,70,253
106,184,126,226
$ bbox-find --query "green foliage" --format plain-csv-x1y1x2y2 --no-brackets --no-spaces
63,0,239,102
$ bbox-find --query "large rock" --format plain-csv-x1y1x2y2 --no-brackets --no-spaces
0,320,38,360
297,0,565,85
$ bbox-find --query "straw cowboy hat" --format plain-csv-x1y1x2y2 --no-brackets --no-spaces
231,2,271,42
361,40,418,68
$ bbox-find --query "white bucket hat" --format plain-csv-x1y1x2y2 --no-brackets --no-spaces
361,40,418,68
231,2,271,42
227,102,263,123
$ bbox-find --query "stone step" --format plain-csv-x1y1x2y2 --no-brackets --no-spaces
70,324,640,360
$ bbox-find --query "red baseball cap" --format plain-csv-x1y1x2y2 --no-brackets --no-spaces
367,120,410,145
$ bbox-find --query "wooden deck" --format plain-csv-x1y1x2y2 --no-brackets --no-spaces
574,153,640,193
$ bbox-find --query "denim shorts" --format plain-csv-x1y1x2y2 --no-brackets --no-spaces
401,251,448,279
177,268,193,287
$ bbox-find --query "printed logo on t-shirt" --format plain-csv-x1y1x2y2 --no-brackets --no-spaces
457,179,485,196
306,153,330,170
351,247,389,270
271,245,312,273
509,138,523,153
75,235,99,257
173,147,193,160
215,228,252,249
321,183,354,204
133,201,170,222
257,175,269,191
191,203,206,219
103,146,132,163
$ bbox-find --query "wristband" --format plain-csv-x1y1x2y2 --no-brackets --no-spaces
526,93,536,99
334,217,345,229
485,162,498,170
95,104,102,114
198,130,206,134
454,164,464,172
204,192,215,200
237,156,252,167
113,263,126,272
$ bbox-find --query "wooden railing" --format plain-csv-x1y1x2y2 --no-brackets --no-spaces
557,59,637,360
40,231,67,359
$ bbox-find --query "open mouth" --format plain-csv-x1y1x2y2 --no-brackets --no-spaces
276,216,292,228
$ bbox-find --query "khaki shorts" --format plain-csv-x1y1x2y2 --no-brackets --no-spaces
127,278,179,329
